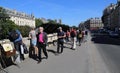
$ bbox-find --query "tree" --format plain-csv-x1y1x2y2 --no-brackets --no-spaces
72,26,78,30
0,20,18,39
40,22,70,34
47,19,57,24
0,7,18,39
18,25,31,37
35,18,43,28
0,7,34,39
0,7,10,21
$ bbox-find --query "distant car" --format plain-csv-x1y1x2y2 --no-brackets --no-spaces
98,29,109,36
109,31,119,38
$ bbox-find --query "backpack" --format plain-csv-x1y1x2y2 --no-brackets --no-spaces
71,31,76,37
9,30,19,42
85,31,88,35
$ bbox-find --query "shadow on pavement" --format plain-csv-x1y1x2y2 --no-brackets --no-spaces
64,42,72,45
0,56,18,69
63,46,76,50
47,49,58,56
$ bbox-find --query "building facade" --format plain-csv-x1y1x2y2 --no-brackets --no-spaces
102,1,120,31
102,3,117,30
3,7,35,27
78,22,85,30
110,4,120,31
84,17,104,30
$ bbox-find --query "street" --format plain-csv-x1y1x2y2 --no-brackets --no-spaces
92,34,120,73
3,33,120,73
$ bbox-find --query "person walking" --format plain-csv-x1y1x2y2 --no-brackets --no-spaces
29,28,38,59
70,28,77,50
76,29,79,43
78,30,82,46
81,30,85,43
57,27,65,54
66,30,70,42
84,30,88,42
37,27,48,64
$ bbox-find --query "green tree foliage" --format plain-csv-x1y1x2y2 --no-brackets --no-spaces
0,20,18,39
0,7,9,21
35,18,73,33
0,7,31,39
0,22,31,39
40,23,70,34
72,26,78,30
0,7,18,39
18,25,31,37
35,18,43,28
47,19,57,24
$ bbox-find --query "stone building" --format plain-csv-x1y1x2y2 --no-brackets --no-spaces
84,17,104,30
102,3,116,30
3,7,35,27
102,1,120,31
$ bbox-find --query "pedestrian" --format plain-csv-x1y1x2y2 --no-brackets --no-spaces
66,30,70,42
70,28,77,50
84,30,88,42
37,27,48,64
29,27,38,59
57,27,65,54
78,30,82,46
76,29,79,43
9,29,25,63
81,30,85,43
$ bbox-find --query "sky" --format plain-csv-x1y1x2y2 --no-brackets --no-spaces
0,0,117,26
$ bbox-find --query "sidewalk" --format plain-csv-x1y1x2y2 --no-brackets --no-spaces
5,33,111,73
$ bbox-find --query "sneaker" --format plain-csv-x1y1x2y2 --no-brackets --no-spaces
45,56,48,59
55,53,59,56
37,60,41,64
72,48,75,50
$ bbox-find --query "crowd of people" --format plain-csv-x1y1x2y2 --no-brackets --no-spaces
3,27,88,64
57,27,88,52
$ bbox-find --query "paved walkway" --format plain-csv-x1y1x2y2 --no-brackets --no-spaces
5,33,111,73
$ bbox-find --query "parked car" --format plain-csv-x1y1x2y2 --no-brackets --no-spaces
98,29,109,36
109,31,119,38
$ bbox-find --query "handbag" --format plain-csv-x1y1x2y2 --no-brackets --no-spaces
21,43,28,54
23,43,28,54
